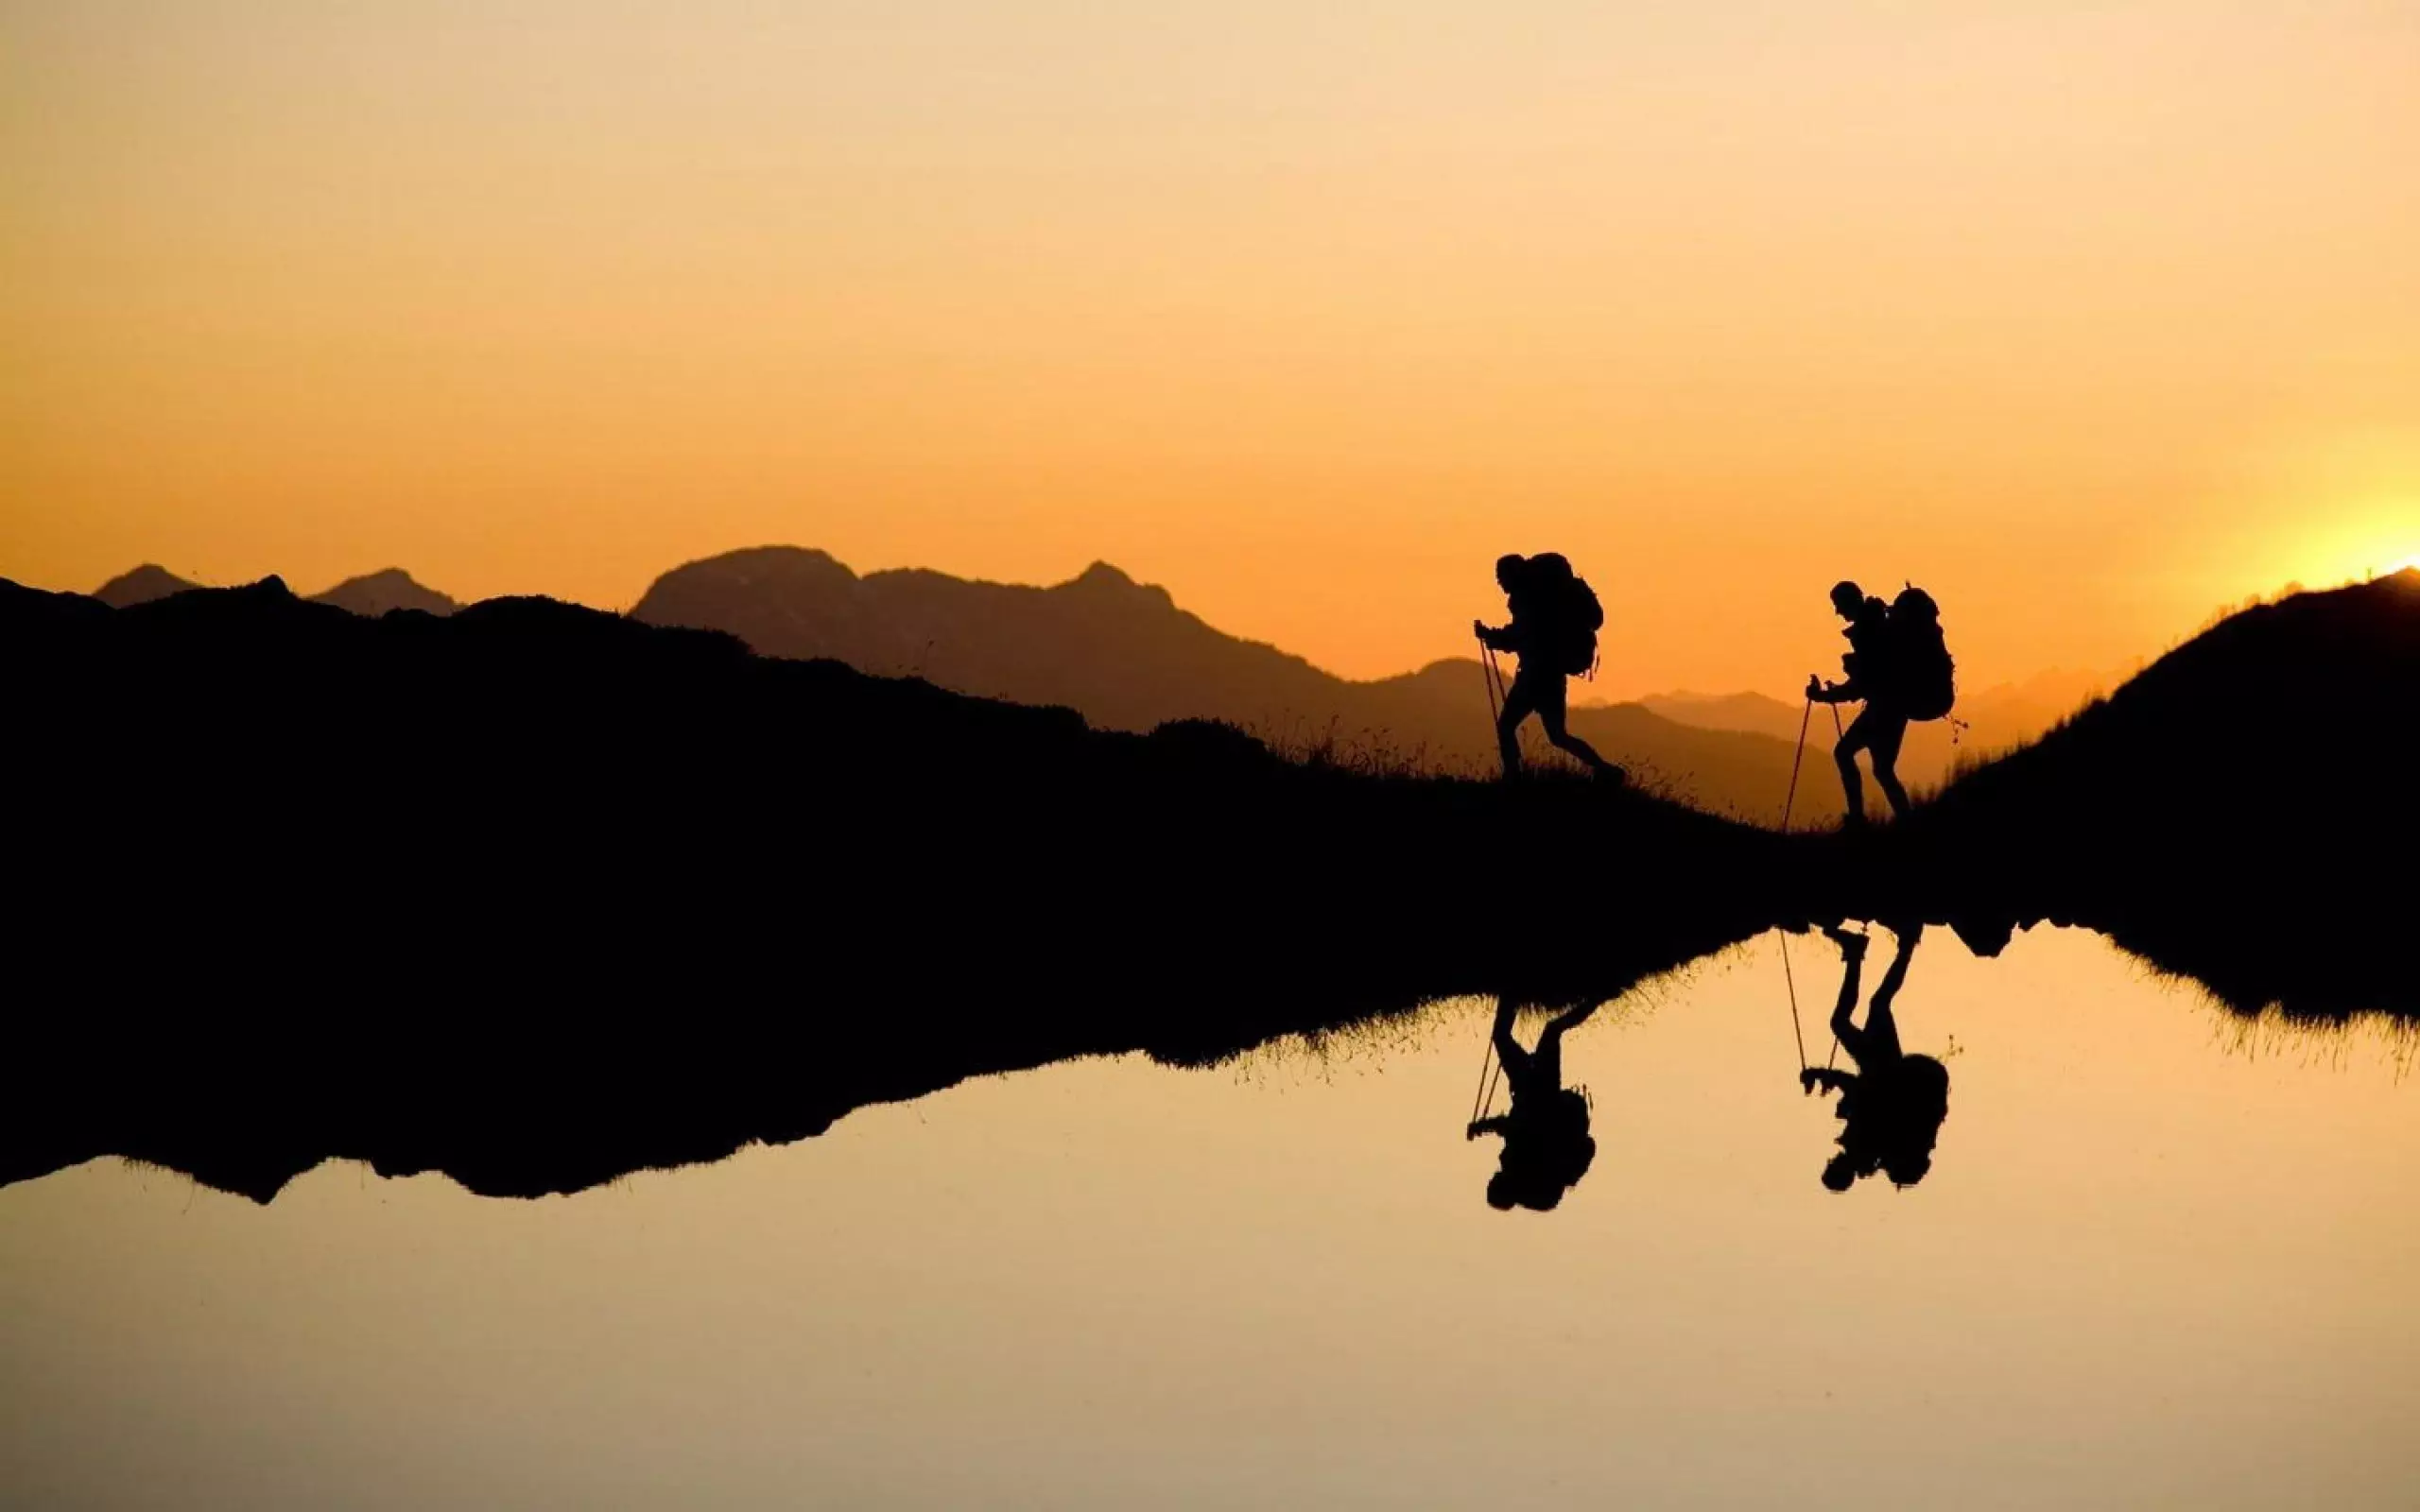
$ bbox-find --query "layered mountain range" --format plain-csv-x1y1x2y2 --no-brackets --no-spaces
69,548,2118,820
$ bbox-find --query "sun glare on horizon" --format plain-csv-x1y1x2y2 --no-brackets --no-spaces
2293,505,2420,587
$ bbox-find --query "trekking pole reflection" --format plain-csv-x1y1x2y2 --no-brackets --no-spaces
1781,693,1815,832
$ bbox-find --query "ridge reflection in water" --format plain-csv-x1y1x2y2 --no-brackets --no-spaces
1,926,2412,1510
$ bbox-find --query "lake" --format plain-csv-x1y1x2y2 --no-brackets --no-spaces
3,926,2412,1508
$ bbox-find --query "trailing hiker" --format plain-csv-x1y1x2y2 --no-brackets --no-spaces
1799,923,1949,1191
1806,579,1957,827
1475,553,1625,782
1467,996,1599,1211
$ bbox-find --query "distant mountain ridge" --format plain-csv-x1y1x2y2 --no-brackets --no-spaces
93,564,199,608
631,545,1842,821
88,563,458,618
311,568,457,618
1641,665,2116,787
63,548,2118,816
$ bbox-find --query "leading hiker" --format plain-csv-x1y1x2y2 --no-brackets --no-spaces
1807,579,1957,827
1476,553,1625,782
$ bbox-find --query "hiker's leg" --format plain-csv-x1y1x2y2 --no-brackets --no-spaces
1542,1001,1599,1041
1496,678,1538,777
1862,995,1903,1064
1532,1002,1597,1086
1535,678,1614,773
1835,709,1875,823
1829,944,1870,1063
1868,715,1911,819
1864,930,1918,1061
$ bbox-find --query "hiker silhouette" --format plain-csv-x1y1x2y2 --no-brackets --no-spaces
1808,579,1911,827
1466,996,1599,1211
1799,922,1949,1191
1476,554,1624,782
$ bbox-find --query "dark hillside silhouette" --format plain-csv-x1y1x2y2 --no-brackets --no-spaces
311,567,458,617
631,546,1840,821
1861,570,2420,1020
92,563,199,607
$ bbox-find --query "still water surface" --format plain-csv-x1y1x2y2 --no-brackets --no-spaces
3,928,2414,1508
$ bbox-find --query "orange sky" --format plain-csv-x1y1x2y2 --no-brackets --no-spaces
5,3,2415,697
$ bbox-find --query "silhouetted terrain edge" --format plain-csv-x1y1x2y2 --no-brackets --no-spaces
631,545,1841,823
1855,569,2420,1020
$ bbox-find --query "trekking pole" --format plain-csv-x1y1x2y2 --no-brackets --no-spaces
1477,635,1504,727
1469,1018,1507,1125
1469,1035,1496,1125
1781,933,1809,1073
1780,694,1814,832
1828,701,1858,852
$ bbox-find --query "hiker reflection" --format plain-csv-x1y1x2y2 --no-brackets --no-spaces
1466,997,1598,1211
1800,923,1949,1191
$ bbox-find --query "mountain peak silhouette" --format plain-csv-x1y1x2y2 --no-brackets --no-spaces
92,563,199,608
311,568,458,618
703,543,860,583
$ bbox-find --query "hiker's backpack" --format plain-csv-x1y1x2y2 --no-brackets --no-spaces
1527,553,1603,677
1886,586,1957,720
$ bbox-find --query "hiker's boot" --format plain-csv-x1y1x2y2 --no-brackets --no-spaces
1823,925,1868,962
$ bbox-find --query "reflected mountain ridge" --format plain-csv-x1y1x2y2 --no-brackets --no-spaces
0,569,2411,1201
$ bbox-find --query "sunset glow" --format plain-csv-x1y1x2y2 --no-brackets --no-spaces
6,3,2418,696
5,9,2419,1508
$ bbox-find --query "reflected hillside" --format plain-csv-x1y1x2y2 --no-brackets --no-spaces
0,570,2409,1202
